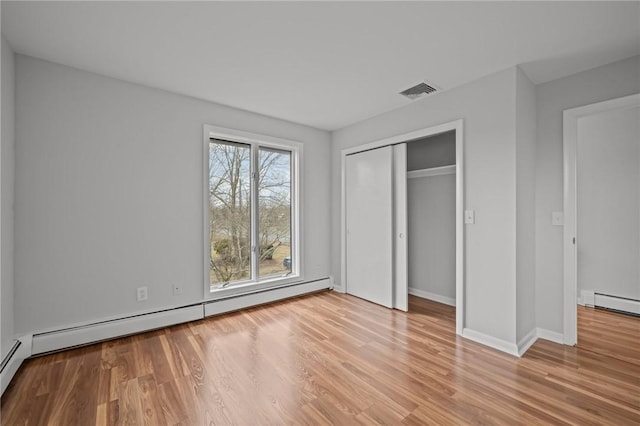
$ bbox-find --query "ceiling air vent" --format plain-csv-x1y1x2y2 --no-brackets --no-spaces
399,82,438,100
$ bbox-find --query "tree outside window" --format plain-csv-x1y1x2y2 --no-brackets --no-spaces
209,140,292,287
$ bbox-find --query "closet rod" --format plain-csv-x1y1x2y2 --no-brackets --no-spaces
407,164,456,179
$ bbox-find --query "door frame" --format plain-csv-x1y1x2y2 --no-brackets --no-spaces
562,93,640,345
341,119,465,335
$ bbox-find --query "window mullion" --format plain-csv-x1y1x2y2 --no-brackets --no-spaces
250,145,260,282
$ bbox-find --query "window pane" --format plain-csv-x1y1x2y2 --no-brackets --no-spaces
209,140,251,286
258,148,292,278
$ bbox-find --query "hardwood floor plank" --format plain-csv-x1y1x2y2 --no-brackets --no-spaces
116,378,144,426
2,291,639,425
156,378,189,425
578,305,640,366
106,399,119,426
137,374,167,425
95,402,107,426
47,346,101,426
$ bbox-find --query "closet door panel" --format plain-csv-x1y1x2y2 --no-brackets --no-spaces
346,146,393,308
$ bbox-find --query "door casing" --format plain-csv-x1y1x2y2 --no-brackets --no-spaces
562,93,640,345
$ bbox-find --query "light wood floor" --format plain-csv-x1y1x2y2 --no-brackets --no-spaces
2,292,639,425
578,304,640,366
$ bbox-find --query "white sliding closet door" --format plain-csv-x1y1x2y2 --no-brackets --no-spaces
345,145,407,310
346,146,393,307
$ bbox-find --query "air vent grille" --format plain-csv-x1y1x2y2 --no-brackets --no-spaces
399,82,438,100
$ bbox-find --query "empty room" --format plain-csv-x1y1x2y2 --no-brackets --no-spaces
1,1,639,425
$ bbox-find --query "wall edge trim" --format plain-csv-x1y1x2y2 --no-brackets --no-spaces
462,328,519,357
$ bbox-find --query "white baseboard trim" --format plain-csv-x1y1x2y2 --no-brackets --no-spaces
517,328,537,356
462,327,559,358
461,327,564,357
536,328,564,344
204,278,331,317
408,288,455,307
32,305,203,355
462,328,519,357
581,290,595,307
328,276,345,293
332,285,345,293
1,335,33,395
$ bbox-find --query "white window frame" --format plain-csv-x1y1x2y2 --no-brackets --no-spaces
203,124,303,299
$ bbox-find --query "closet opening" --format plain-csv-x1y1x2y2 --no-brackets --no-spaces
341,119,464,335
406,131,457,316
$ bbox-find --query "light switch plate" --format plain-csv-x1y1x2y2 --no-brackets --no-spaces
136,286,148,302
464,210,475,224
552,211,564,226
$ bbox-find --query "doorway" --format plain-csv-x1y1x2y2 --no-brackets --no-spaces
563,93,640,346
341,119,464,334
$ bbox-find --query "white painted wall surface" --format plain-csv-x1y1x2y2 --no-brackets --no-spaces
577,106,639,300
535,55,640,334
14,55,331,334
515,68,537,342
332,68,519,343
1,36,15,359
408,174,455,302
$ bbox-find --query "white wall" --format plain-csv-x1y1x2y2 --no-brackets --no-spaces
408,174,456,302
14,55,331,334
577,106,639,300
535,55,640,334
515,68,537,343
332,68,520,344
1,35,15,359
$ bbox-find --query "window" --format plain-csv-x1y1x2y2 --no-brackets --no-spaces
205,126,300,295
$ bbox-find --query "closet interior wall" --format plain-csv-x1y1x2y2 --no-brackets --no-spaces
407,131,456,306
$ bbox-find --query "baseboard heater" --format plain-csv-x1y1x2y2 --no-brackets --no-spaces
594,293,640,316
0,340,21,374
30,277,332,356
1,337,32,395
204,278,332,317
31,304,204,356
0,340,21,395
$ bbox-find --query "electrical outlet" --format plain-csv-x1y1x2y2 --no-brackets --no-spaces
173,283,183,296
136,286,148,302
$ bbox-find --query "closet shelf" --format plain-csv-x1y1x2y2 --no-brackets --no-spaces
407,164,456,179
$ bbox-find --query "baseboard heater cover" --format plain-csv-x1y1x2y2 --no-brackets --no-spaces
0,340,20,374
594,293,640,316
32,305,204,355
31,277,333,356
205,278,331,317
1,336,33,396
